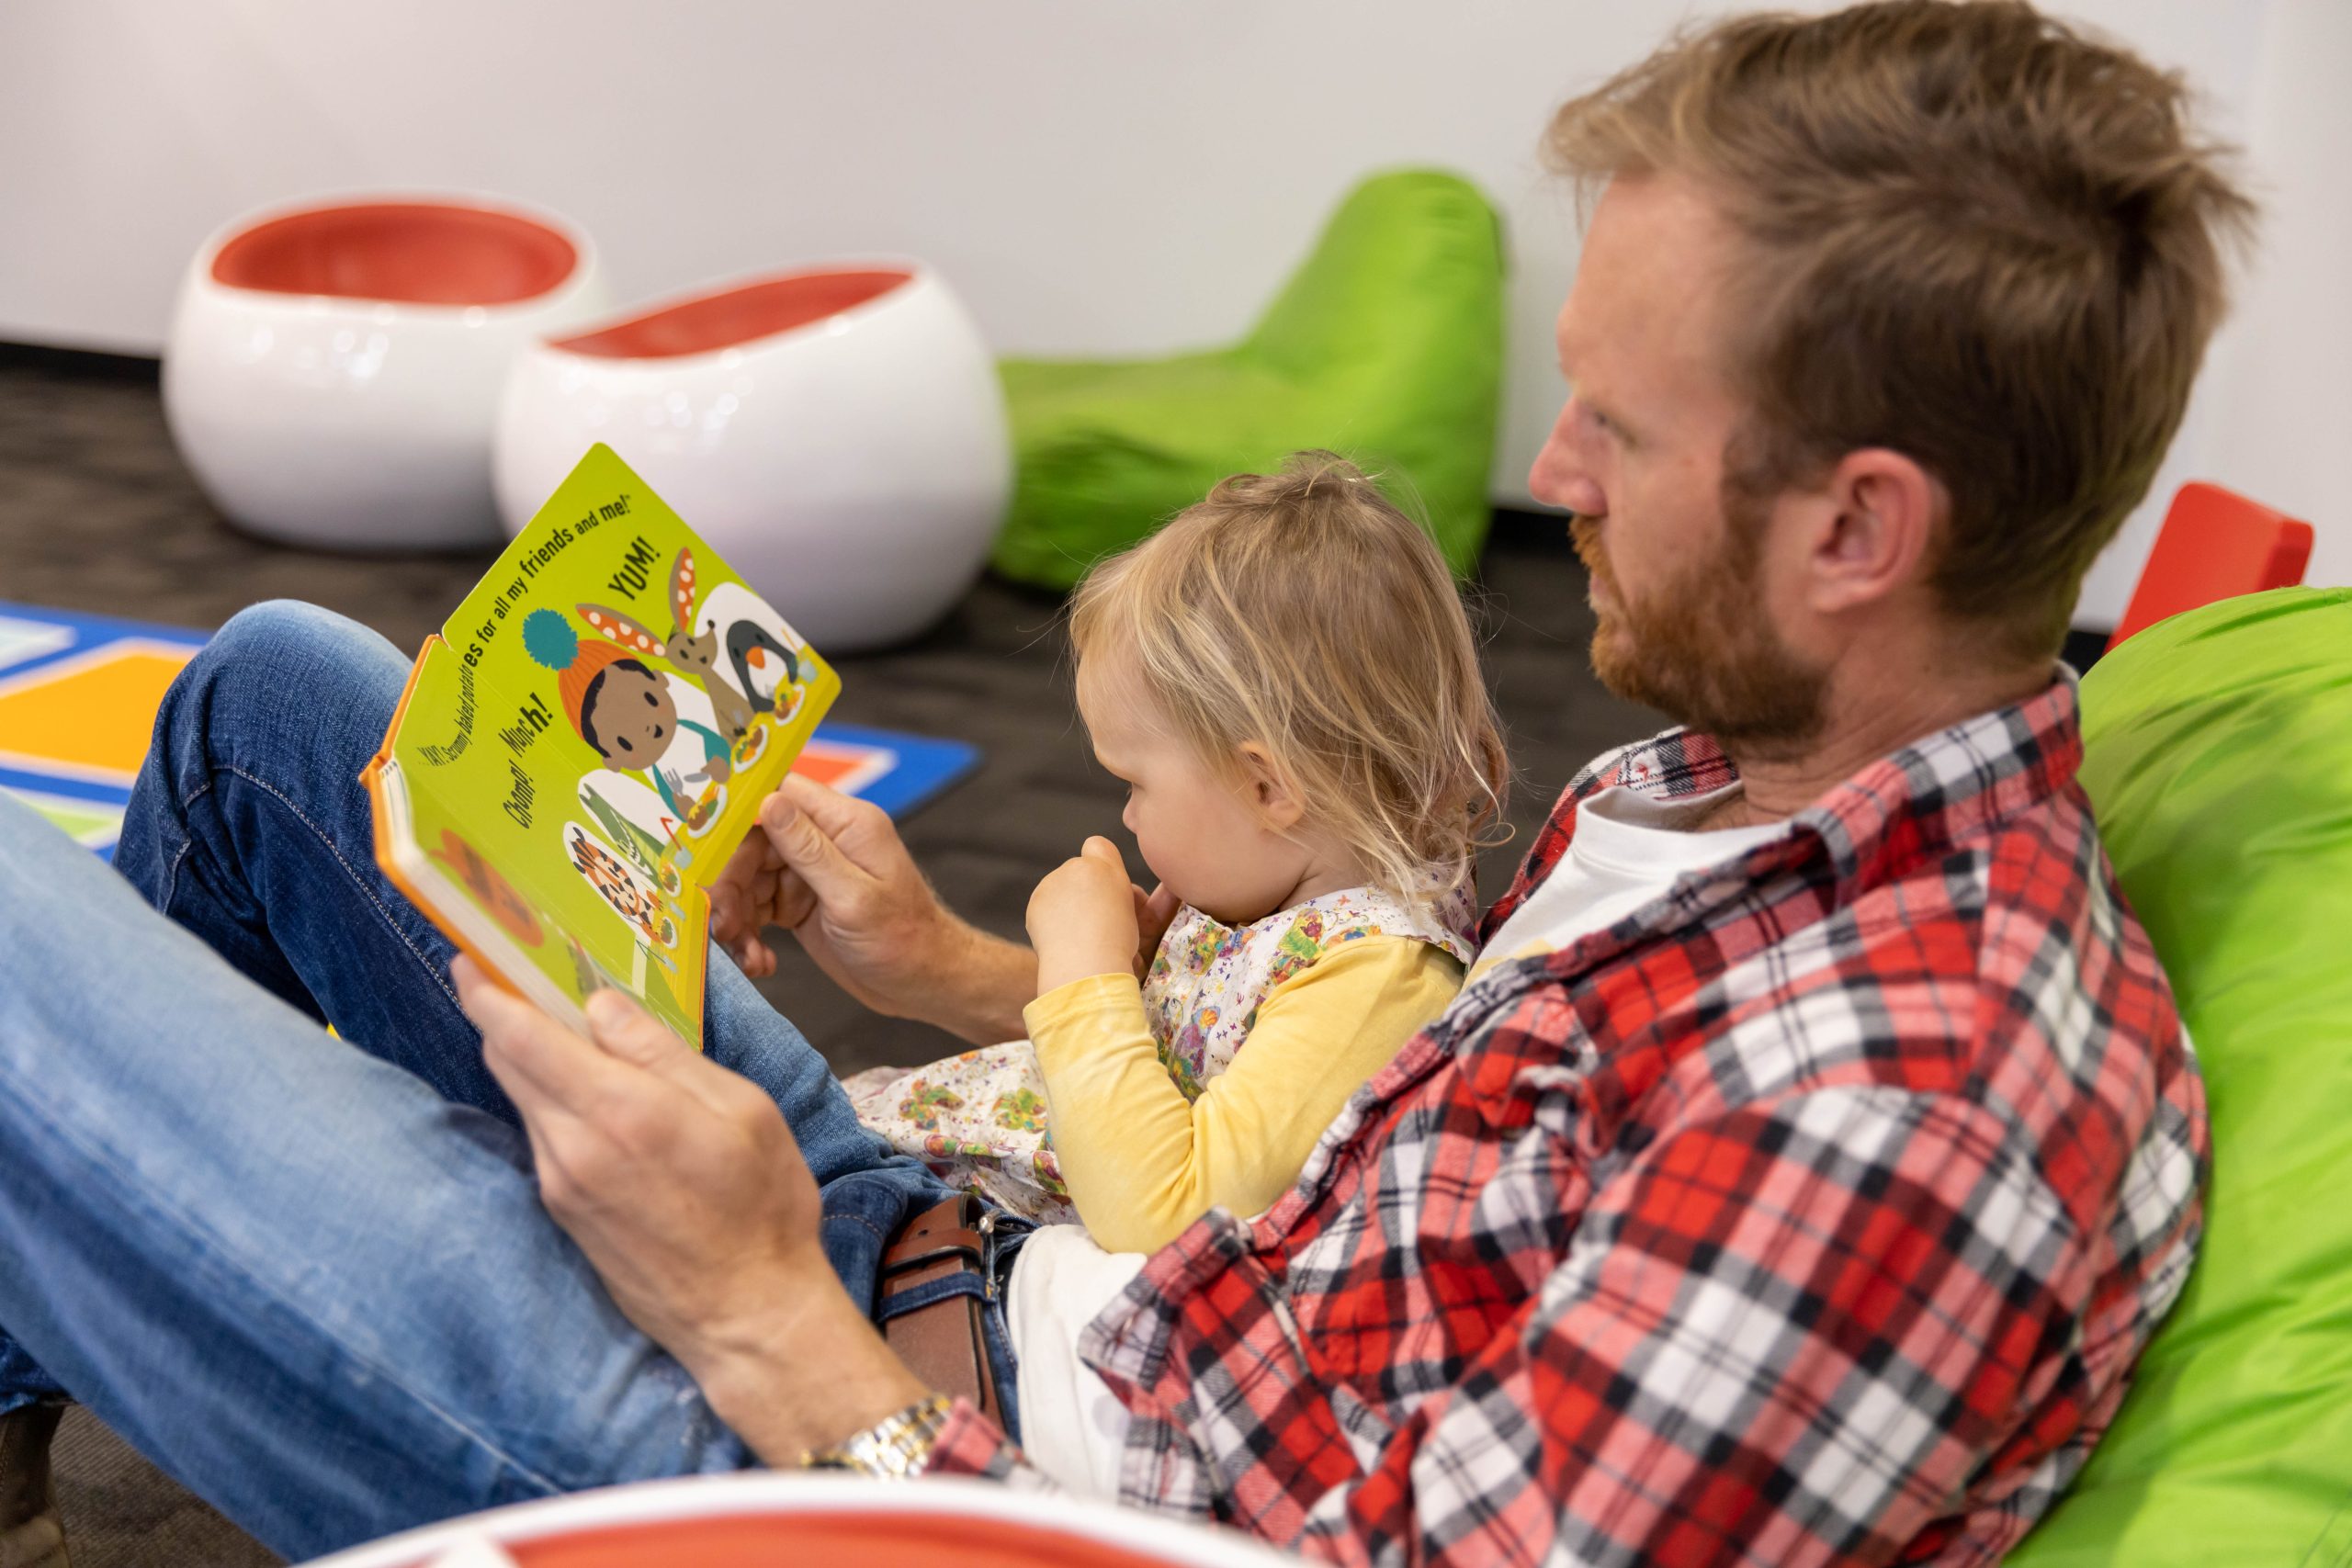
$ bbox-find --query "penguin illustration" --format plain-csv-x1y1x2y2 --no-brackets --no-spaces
726,621,800,714
691,581,808,716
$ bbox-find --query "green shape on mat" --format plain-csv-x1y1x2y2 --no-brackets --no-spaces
2005,587,2352,1565
4,786,123,848
993,169,1505,588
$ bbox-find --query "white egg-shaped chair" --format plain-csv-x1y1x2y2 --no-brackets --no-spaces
493,264,1011,650
299,1472,1295,1567
164,196,609,550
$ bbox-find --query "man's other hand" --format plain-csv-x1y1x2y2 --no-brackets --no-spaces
712,775,940,994
711,773,1035,1043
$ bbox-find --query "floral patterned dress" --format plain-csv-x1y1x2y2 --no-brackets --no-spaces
842,881,1478,1224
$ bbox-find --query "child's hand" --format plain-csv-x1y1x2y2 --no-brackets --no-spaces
1133,881,1180,975
1028,838,1143,996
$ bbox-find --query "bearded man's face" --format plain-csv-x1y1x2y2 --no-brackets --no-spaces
1530,175,1829,751
1571,489,1826,750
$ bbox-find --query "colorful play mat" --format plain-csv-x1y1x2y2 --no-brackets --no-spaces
0,602,978,860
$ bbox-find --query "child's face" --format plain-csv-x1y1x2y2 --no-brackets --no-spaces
587,664,679,765
1076,653,1314,927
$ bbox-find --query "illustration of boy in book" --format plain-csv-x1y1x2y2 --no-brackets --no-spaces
523,608,731,837
577,548,807,767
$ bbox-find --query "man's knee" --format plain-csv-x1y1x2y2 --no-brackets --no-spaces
153,601,408,788
184,600,401,714
203,600,397,687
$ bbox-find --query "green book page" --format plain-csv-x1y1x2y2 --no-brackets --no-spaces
382,635,707,1046
442,444,840,895
379,443,842,1050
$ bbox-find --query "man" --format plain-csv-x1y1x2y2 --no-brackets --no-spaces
0,3,2246,1563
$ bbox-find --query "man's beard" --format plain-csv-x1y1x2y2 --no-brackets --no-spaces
1571,500,1828,755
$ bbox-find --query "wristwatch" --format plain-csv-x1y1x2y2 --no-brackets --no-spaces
800,1392,953,1478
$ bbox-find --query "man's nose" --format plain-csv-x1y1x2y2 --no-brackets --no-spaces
1529,441,1604,519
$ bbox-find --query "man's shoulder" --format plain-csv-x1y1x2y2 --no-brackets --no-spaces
1846,774,2172,1027
1807,779,2170,1022
1709,783,2191,1192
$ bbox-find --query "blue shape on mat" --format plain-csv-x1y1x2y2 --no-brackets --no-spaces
811,720,981,820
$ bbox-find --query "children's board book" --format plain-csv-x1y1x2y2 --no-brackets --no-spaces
364,445,838,1050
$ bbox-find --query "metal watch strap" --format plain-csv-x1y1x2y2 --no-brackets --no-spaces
799,1391,954,1478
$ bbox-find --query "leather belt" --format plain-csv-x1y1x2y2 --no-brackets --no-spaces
877,1194,1004,1423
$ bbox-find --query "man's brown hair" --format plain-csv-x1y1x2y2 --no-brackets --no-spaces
1546,0,2255,657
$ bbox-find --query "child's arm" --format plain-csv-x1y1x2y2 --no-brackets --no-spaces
1025,938,1462,1254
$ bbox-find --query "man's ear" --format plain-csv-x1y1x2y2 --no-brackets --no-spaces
1805,447,1944,615
1236,742,1306,833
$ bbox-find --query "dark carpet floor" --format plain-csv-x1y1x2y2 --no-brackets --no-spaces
0,349,1662,1565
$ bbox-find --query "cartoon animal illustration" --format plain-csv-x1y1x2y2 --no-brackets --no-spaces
727,620,799,715
563,820,680,950
524,607,732,832
576,780,684,889
695,580,810,725
576,549,760,745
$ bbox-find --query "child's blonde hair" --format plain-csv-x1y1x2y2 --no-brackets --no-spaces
1069,451,1509,901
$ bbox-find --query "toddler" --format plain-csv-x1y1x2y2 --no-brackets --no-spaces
844,452,1507,1253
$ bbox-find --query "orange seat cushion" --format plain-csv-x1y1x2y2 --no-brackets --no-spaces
210,203,578,306
551,270,912,360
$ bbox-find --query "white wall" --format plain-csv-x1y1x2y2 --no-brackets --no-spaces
2,1,2338,618
2191,0,2352,594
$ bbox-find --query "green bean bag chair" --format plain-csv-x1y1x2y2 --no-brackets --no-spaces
2008,585,2352,1564
991,169,1504,589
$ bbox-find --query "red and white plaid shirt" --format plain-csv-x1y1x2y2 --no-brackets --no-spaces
931,676,2204,1566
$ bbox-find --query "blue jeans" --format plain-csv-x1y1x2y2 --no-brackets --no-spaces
0,603,1018,1559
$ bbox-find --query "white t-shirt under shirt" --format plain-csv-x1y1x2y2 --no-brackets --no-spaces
1466,782,1794,985
1005,782,1796,1495
1004,1224,1150,1496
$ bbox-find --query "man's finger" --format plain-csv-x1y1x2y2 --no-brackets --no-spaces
583,987,745,1119
584,987,684,1068
707,880,743,936
716,826,783,892
767,865,818,932
453,956,629,1121
760,790,876,912
775,773,886,851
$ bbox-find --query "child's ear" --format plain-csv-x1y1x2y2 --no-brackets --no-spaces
1236,742,1304,832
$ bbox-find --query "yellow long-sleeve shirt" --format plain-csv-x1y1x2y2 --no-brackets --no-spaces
1022,935,1464,1253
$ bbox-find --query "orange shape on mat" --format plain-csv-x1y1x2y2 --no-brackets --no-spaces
0,642,195,784
790,739,892,796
